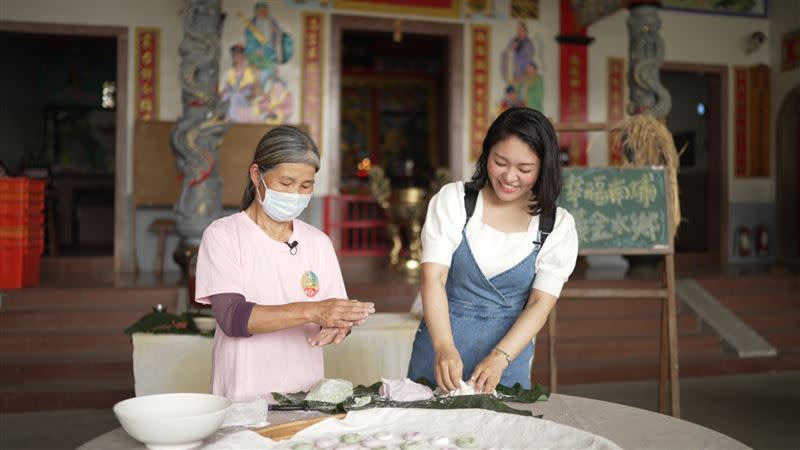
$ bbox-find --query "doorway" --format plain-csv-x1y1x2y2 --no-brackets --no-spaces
328,15,465,191
339,30,449,192
775,86,800,262
326,16,463,257
0,22,129,269
661,63,728,269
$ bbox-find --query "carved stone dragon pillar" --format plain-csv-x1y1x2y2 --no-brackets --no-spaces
171,0,230,281
627,1,671,118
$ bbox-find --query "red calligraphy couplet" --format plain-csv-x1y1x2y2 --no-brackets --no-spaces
135,28,159,121
302,13,324,153
471,25,490,162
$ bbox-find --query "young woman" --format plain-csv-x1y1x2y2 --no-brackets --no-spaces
407,107,578,394
195,125,374,400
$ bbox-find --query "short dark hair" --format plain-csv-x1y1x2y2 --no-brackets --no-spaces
471,107,562,217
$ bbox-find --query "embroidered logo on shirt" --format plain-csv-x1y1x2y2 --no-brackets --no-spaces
301,271,319,297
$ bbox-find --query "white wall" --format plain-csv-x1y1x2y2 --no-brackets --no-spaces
588,7,770,202
1,0,184,197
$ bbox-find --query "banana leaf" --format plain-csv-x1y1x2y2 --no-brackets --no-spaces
124,311,214,337
413,377,549,403
272,379,548,417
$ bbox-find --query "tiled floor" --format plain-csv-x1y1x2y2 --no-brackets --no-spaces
1,371,797,450
561,371,800,450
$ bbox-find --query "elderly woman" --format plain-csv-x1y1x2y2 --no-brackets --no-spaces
195,125,375,400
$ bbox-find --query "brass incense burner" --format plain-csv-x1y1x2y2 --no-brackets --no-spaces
369,166,449,277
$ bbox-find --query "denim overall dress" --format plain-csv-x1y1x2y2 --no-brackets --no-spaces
407,224,541,388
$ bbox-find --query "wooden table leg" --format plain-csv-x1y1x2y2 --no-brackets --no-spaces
658,297,668,414
665,253,680,418
548,308,557,393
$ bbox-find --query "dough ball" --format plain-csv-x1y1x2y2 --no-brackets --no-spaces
305,379,354,404
314,438,338,449
340,433,361,444
400,443,424,450
455,437,478,448
334,445,360,450
362,438,388,448
402,432,425,442
429,436,450,446
373,431,394,441
290,443,313,450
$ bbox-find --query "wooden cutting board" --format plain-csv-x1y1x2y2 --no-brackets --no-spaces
256,414,346,441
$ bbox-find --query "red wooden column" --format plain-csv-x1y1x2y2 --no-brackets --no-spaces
557,0,593,166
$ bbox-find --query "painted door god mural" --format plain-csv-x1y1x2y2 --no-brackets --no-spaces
224,2,294,123
499,21,543,113
221,44,259,122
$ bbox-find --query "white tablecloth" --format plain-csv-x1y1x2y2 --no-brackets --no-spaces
323,313,420,386
78,394,751,450
132,313,421,396
133,333,214,396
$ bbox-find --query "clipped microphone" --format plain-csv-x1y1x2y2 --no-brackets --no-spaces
286,240,299,255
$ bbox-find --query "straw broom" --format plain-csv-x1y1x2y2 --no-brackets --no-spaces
610,115,682,238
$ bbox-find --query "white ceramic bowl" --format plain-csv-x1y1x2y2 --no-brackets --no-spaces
113,393,231,450
193,316,217,333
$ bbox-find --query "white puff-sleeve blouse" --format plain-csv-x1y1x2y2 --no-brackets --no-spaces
420,181,579,298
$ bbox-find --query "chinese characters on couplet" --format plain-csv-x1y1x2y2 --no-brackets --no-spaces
301,13,323,151
136,28,159,121
470,25,490,161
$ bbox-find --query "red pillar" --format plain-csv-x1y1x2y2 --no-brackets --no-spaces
557,0,593,166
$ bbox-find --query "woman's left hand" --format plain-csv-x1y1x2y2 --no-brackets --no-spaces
307,327,349,347
469,351,508,394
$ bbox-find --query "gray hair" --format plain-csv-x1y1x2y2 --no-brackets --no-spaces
240,125,321,210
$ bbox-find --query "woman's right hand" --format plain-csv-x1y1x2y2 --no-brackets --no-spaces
434,345,464,393
308,299,375,328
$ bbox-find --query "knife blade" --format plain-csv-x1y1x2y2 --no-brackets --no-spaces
268,404,309,411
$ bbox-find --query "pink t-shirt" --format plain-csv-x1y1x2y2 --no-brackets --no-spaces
195,211,347,400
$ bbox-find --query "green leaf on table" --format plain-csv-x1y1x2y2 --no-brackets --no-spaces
124,311,215,337
272,391,307,405
351,394,534,416
124,312,182,335
272,380,548,417
413,377,549,403
495,382,550,402
352,382,382,396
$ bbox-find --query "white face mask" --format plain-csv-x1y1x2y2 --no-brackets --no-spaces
258,174,312,222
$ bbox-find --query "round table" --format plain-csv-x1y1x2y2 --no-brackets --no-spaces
77,394,750,450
